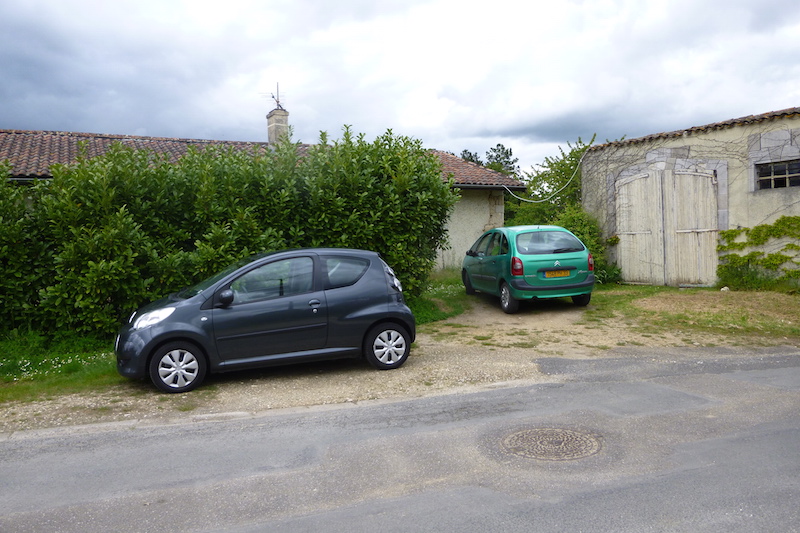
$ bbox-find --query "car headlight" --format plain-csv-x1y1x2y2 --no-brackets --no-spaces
133,308,176,330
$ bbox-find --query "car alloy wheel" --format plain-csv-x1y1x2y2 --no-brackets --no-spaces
149,341,207,393
364,324,410,369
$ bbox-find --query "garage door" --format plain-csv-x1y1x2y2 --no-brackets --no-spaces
616,169,718,286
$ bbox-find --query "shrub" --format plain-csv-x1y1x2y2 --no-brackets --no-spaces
0,129,458,335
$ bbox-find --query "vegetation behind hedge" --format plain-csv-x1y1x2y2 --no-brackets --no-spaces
0,128,458,335
503,137,621,284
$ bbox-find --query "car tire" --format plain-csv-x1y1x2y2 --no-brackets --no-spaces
462,270,476,295
499,283,519,314
572,293,592,307
364,324,411,370
148,341,207,393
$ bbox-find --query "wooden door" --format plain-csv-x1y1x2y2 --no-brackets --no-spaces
663,170,718,286
616,172,665,284
616,169,717,286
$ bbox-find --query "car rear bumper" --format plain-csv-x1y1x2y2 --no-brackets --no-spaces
508,274,595,299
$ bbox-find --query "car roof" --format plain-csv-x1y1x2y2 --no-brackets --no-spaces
267,247,378,256
243,247,380,265
496,225,569,233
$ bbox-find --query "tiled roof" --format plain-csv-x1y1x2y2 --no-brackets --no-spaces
0,129,523,190
432,149,525,190
590,107,800,151
0,130,276,179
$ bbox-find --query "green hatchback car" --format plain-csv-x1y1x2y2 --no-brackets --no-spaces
462,225,595,313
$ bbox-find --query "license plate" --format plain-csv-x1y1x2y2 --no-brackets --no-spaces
545,270,570,278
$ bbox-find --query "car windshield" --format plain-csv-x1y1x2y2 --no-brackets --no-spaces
516,231,584,255
176,253,268,298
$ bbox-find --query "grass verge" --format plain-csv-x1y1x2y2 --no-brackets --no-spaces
0,331,120,403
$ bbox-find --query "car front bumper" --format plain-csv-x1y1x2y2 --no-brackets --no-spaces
115,326,154,379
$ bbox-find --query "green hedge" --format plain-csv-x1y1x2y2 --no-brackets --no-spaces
0,129,458,335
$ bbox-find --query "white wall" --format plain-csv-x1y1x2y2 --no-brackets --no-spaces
437,188,505,269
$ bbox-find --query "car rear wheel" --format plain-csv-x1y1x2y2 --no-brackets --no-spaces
462,270,476,295
572,293,592,307
364,324,410,370
500,283,519,314
149,341,207,393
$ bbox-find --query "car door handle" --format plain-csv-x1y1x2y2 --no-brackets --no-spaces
308,299,322,313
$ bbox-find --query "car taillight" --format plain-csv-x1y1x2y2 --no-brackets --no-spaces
511,257,524,276
588,253,595,271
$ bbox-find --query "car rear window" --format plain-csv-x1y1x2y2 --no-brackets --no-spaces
516,231,585,255
324,257,370,289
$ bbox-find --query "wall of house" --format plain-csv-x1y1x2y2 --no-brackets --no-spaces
437,188,505,269
582,115,800,285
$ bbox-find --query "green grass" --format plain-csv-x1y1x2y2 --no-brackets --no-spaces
0,330,121,403
407,268,472,324
587,284,800,340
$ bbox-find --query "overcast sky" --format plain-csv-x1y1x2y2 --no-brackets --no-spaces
2,0,799,173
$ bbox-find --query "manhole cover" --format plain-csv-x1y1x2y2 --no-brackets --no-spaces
501,428,602,461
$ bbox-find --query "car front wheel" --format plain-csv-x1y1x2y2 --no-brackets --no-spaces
500,283,519,314
364,324,410,370
149,341,207,393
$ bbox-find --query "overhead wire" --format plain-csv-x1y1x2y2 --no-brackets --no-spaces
503,148,589,203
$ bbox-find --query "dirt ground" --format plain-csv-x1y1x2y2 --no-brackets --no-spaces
2,290,798,435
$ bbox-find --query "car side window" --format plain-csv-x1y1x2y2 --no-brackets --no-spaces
323,257,369,289
230,256,314,304
488,233,508,256
470,233,494,257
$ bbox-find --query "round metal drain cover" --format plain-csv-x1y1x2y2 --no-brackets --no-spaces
501,428,601,461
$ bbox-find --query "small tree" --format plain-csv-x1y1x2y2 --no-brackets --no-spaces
485,143,519,176
506,136,594,224
505,135,620,283
460,144,519,177
460,150,483,166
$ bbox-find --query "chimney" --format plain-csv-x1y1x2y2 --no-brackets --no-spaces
267,107,289,144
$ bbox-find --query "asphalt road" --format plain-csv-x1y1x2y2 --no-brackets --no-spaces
1,346,798,533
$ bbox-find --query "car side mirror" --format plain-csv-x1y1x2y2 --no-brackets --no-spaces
217,289,234,308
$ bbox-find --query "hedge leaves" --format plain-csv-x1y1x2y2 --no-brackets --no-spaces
1,129,458,335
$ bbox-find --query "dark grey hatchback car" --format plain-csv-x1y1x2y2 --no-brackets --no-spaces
116,248,415,393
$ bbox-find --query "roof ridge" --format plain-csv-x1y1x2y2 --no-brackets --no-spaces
0,128,273,145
